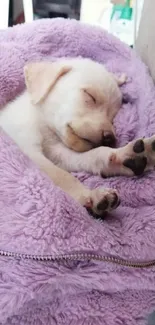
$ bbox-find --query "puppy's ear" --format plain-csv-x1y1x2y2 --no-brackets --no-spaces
24,62,71,104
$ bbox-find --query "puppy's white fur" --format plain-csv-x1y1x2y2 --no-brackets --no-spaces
0,58,127,213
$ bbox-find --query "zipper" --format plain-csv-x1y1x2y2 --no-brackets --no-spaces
0,249,155,268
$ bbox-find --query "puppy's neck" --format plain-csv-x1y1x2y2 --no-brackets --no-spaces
26,91,61,148
0,90,60,156
19,90,56,135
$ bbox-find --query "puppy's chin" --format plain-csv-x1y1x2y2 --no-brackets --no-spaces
62,124,94,152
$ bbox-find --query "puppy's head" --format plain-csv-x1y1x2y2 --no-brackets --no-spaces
24,59,123,152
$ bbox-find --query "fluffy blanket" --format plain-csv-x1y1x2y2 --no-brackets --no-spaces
0,18,155,325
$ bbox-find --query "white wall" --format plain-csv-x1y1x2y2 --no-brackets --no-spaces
80,0,110,24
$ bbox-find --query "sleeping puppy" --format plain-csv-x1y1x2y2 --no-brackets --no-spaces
0,58,154,217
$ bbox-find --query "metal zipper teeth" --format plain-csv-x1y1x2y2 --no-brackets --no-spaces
0,249,155,268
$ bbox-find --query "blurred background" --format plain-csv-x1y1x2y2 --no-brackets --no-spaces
0,0,144,47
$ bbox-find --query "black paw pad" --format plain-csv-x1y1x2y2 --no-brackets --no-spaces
97,198,109,211
111,193,120,208
152,140,155,152
133,139,144,153
123,156,147,176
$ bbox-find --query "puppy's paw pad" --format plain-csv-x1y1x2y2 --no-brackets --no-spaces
133,139,144,153
110,192,120,209
151,140,155,152
96,191,120,212
123,156,147,176
90,189,120,218
96,197,109,211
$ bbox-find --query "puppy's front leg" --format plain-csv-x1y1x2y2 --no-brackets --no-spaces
48,140,147,177
28,151,120,216
46,143,114,175
28,151,88,203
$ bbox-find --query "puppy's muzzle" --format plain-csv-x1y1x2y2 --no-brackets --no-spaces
63,124,94,152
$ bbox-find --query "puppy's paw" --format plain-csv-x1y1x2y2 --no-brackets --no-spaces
85,188,120,219
109,138,148,176
139,135,155,168
120,137,155,175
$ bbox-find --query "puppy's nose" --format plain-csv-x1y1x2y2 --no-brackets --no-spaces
101,132,116,147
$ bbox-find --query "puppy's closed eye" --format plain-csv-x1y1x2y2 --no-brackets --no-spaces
82,89,96,106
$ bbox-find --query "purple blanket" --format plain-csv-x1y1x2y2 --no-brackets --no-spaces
0,18,155,325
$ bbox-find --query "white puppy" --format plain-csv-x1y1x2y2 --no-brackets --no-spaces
0,58,154,217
